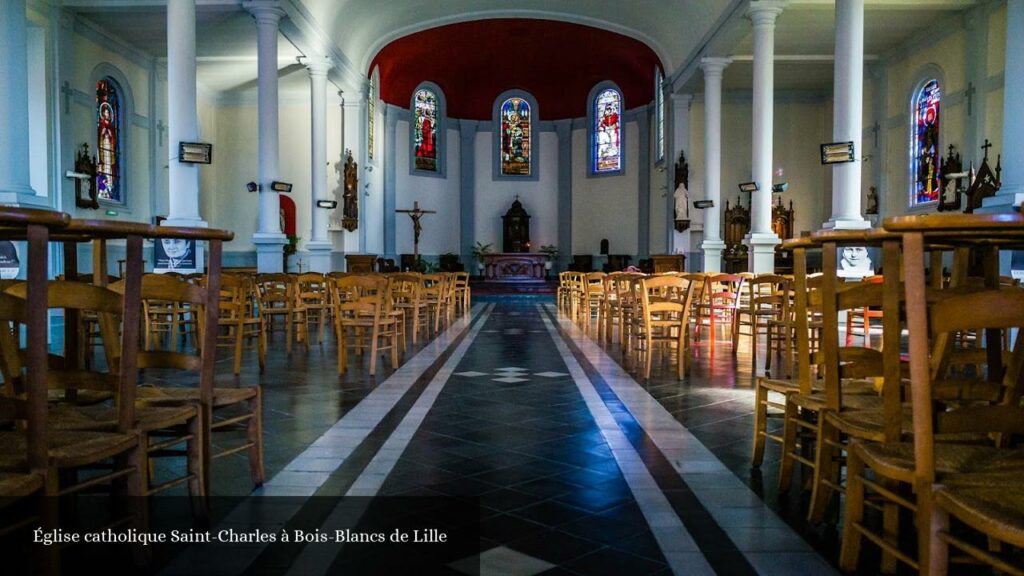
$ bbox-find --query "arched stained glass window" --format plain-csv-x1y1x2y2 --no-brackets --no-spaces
911,79,941,206
500,97,531,176
96,78,121,202
655,68,665,163
413,88,438,172
593,88,622,173
367,70,377,161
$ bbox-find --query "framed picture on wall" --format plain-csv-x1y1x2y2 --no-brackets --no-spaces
0,241,20,279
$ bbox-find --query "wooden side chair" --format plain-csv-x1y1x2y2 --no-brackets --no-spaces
635,275,696,380
211,274,265,375
421,273,450,335
452,271,471,316
0,281,146,525
295,272,330,344
389,273,427,344
332,275,399,376
694,273,744,343
46,276,205,508
841,261,1024,573
734,274,790,366
255,273,303,353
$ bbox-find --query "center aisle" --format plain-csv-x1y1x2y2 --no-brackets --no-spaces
369,300,689,575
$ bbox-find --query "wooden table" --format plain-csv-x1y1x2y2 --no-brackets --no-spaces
649,254,685,273
345,254,376,273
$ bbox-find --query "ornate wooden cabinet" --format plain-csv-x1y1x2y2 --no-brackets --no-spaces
502,198,531,253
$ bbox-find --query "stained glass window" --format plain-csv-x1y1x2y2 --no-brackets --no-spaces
413,88,438,172
96,78,121,202
367,75,376,161
500,97,531,176
655,68,665,162
593,88,622,173
911,79,941,205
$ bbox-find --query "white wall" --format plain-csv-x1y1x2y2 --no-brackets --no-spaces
473,131,559,252
571,124,640,255
394,122,461,256
687,97,831,239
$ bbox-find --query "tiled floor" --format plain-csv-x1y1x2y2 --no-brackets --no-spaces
151,298,844,575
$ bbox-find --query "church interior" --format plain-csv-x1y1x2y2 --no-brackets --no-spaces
1,0,1023,574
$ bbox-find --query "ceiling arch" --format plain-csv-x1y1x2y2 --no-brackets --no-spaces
369,19,663,120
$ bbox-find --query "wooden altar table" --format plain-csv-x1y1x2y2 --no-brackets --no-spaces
483,253,546,282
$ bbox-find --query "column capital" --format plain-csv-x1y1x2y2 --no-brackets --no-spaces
746,1,787,27
244,0,285,24
299,55,332,76
700,57,732,77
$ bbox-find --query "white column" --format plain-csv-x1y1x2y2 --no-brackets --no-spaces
700,58,730,273
165,0,205,227
745,1,786,273
982,0,1024,210
824,0,869,230
0,0,36,205
302,55,332,273
246,0,287,272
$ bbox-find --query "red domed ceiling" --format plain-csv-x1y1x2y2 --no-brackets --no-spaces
369,19,663,121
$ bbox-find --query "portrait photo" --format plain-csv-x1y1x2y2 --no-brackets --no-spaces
153,237,197,273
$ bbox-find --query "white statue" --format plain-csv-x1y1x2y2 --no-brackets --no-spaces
673,182,689,221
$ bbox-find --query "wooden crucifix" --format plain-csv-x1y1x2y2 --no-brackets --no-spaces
395,201,436,261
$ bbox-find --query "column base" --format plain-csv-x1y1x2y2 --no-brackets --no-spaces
744,232,780,274
162,217,208,229
253,232,287,273
978,186,1024,213
305,240,333,273
700,239,726,273
0,185,46,207
822,215,871,230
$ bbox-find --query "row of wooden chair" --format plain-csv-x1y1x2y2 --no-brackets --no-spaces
0,211,244,573
558,270,799,378
751,219,1024,575
139,271,471,376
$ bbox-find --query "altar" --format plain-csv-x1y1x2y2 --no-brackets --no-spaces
483,253,546,282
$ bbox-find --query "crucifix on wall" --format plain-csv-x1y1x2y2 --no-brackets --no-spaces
395,201,436,262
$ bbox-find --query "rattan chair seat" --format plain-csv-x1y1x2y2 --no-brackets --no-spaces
135,385,257,408
0,472,43,498
853,442,1024,485
935,482,1024,548
789,386,883,411
47,390,114,405
0,430,138,470
48,403,197,432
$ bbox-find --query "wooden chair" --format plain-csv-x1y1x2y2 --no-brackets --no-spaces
841,216,1024,575
295,272,330,344
255,273,303,353
694,273,744,343
420,273,450,335
389,273,427,344
1,280,146,528
452,271,471,316
557,271,572,312
212,274,265,375
580,272,606,334
635,275,696,380
52,276,206,506
332,275,399,376
735,274,790,368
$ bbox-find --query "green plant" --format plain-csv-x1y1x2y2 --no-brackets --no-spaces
284,235,300,256
415,257,439,273
539,244,559,261
471,241,492,264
